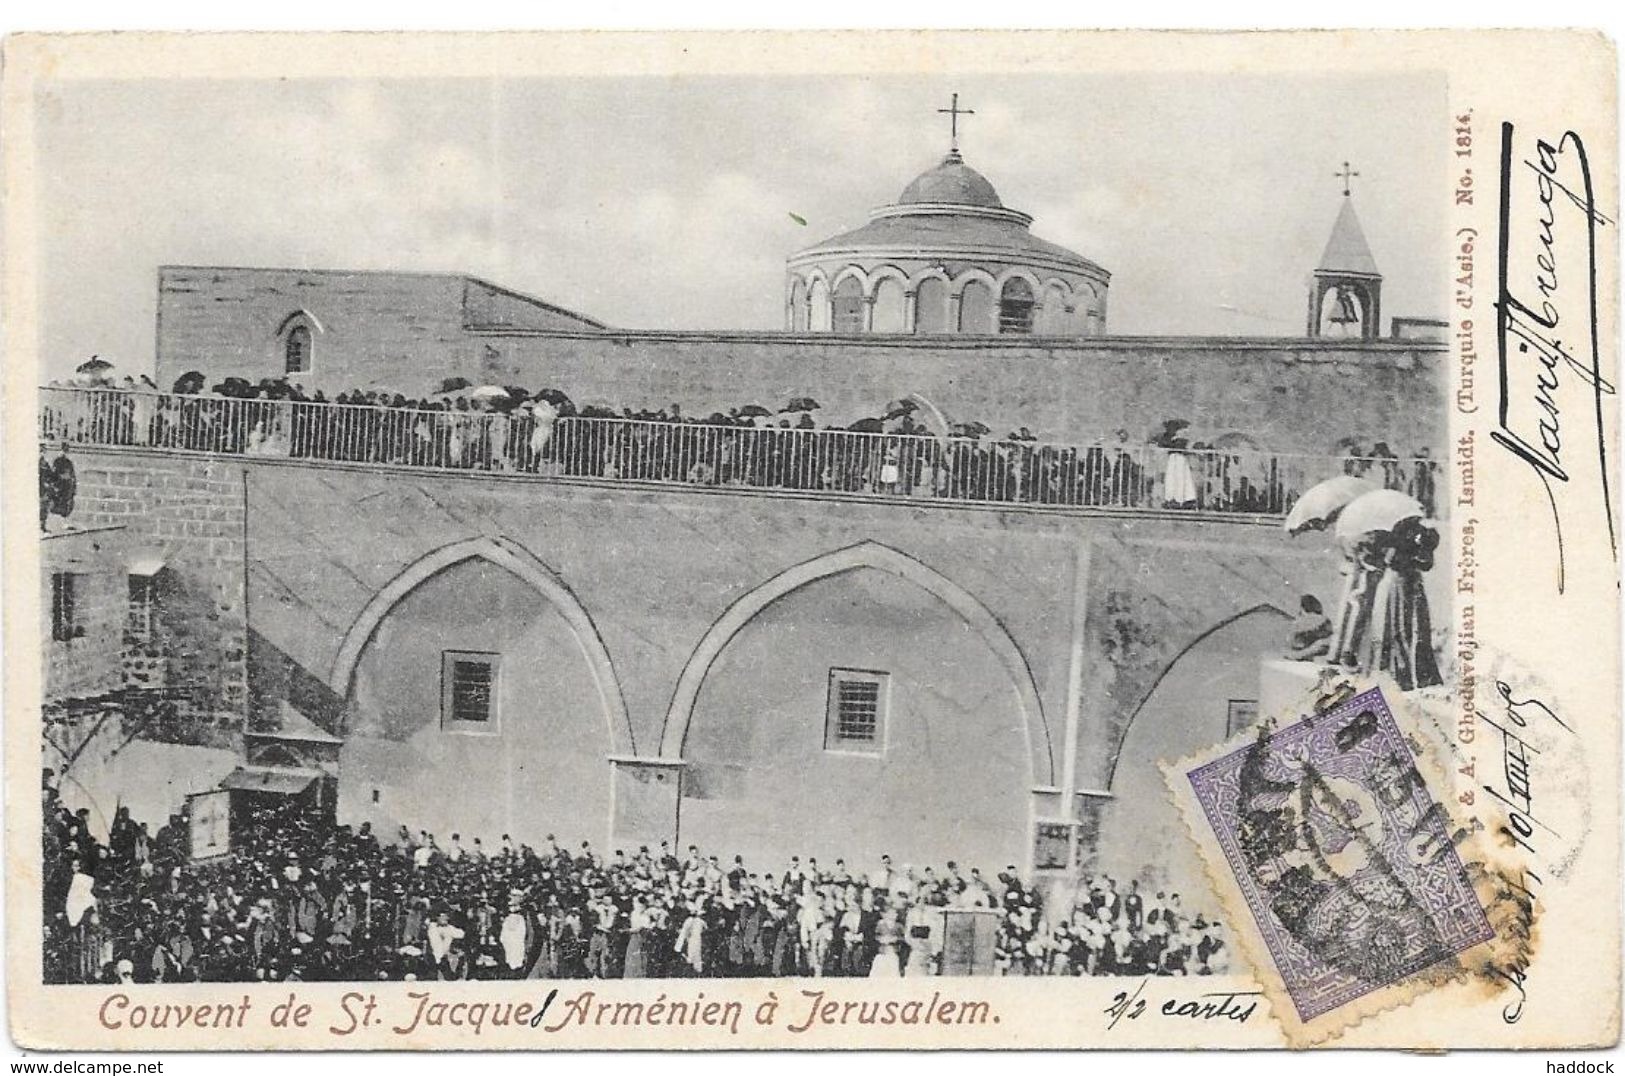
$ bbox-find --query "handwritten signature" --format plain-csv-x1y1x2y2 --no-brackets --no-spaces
1492,123,1616,592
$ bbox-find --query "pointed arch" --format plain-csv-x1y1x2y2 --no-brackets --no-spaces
274,309,326,336
276,310,324,375
329,535,634,755
658,540,1054,784
1102,602,1291,788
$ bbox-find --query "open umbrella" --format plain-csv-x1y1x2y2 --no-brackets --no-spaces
881,398,918,421
470,384,510,401
783,396,821,413
171,371,206,395
76,356,114,377
437,376,473,395
1334,488,1425,546
532,388,575,416
736,404,774,418
1284,475,1378,535
848,417,885,434
1211,431,1262,451
213,377,257,398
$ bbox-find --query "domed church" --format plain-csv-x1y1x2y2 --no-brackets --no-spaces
786,97,1110,336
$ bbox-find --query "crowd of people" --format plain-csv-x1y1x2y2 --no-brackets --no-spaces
40,373,1438,516
44,773,1226,985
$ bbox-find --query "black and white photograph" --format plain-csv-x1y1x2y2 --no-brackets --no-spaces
5,28,1619,1053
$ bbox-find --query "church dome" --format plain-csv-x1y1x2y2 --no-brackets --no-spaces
786,135,1111,337
898,150,1004,208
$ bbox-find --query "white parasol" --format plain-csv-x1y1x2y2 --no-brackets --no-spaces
1283,475,1378,535
1333,488,1425,546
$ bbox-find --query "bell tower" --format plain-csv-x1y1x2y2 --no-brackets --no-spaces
1307,163,1382,340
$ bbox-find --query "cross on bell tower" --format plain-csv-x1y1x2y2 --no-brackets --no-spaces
937,92,975,156
1308,164,1382,339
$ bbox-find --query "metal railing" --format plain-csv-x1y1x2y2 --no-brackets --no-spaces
38,386,1440,517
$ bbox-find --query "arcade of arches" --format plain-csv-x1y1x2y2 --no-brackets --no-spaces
787,268,1103,336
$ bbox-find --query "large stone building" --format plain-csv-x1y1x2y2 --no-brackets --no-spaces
45,132,1447,893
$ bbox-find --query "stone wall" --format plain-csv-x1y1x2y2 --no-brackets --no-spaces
156,266,466,394
41,526,130,703
469,331,1445,456
154,267,602,396
57,445,1400,871
68,451,247,737
151,266,1445,457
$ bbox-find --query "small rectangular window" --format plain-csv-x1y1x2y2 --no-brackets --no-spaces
128,575,155,639
1227,699,1259,738
442,651,498,731
50,572,79,642
826,668,888,753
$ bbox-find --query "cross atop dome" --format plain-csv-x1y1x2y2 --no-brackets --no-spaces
937,92,975,156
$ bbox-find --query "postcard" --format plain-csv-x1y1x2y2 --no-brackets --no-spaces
1,29,1617,1050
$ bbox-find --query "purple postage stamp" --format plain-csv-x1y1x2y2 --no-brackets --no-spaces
1186,687,1495,1023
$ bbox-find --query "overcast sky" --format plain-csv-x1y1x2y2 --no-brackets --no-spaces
33,72,1446,381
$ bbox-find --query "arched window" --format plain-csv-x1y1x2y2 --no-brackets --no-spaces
998,278,1036,335
832,276,865,333
1318,283,1366,337
914,277,949,333
284,323,313,374
958,279,994,333
871,278,906,333
1034,283,1070,334
789,279,808,331
809,279,832,331
1071,286,1100,335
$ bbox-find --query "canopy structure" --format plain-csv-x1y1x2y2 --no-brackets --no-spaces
218,765,323,796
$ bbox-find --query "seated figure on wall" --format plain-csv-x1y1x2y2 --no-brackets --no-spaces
1285,594,1333,661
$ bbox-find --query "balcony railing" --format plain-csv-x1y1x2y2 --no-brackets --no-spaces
38,386,1439,518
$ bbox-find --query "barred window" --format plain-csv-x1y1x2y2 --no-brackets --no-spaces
998,277,1036,335
128,575,155,639
51,572,80,642
284,323,312,374
442,651,499,731
826,668,888,753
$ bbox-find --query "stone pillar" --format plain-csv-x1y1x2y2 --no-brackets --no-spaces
608,756,684,851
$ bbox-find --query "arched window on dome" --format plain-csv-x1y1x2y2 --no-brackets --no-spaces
1034,283,1071,335
789,279,809,331
809,278,832,331
957,280,994,333
832,276,865,333
283,319,314,374
914,277,949,333
1071,287,1101,335
871,278,907,333
998,278,1036,335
